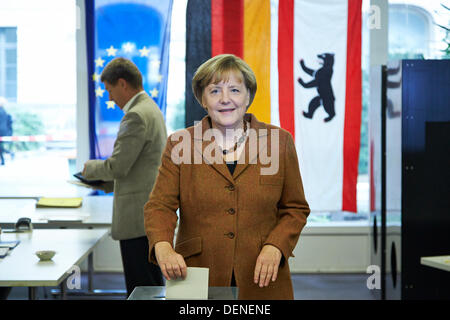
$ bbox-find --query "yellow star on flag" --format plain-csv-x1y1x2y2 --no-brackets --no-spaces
92,73,100,82
106,45,118,57
157,74,163,83
106,101,115,109
151,59,161,68
139,46,150,57
150,88,159,98
95,87,105,97
122,42,134,53
95,57,105,67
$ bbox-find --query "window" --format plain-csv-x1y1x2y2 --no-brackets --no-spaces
0,27,17,102
389,4,433,59
0,0,81,197
388,1,449,60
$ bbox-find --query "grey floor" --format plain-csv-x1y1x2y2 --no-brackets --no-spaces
5,272,377,300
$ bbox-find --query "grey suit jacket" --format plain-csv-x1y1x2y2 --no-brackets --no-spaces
84,93,167,240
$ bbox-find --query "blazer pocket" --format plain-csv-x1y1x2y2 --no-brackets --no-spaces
175,236,202,259
259,176,283,186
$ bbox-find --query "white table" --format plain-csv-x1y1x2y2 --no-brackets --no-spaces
0,196,127,298
0,229,109,299
420,255,450,272
0,196,113,228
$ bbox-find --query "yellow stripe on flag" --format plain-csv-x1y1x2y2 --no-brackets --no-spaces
244,0,271,123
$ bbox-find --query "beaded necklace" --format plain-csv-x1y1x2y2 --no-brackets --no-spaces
221,121,248,155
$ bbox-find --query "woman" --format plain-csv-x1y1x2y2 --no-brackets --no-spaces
144,54,310,300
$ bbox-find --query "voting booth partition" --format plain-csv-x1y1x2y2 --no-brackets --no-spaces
369,59,450,300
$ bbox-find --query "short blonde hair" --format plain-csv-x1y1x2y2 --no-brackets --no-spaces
192,54,257,109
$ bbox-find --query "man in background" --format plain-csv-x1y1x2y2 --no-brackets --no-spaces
83,58,167,297
0,97,13,166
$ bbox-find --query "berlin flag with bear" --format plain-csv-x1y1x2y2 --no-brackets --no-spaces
185,0,362,213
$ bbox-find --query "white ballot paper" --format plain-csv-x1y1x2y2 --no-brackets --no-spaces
165,267,209,300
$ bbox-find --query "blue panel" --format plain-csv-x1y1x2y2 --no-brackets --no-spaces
87,0,173,159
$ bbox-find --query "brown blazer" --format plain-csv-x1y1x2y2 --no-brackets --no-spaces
144,113,310,300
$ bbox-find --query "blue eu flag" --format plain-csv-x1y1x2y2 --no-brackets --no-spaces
87,0,173,159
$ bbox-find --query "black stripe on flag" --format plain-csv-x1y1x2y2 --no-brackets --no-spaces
185,0,211,128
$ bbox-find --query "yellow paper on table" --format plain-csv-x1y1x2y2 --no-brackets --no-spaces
36,197,83,208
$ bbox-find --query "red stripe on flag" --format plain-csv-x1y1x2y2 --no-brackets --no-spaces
342,0,362,212
211,0,224,56
224,0,243,58
211,0,243,58
278,0,295,139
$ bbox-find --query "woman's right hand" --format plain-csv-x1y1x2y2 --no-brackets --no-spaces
154,241,187,281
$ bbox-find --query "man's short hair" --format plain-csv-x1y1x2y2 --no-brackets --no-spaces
100,57,143,89
192,54,257,109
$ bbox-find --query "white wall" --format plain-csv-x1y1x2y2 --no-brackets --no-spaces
290,225,371,273
93,235,123,272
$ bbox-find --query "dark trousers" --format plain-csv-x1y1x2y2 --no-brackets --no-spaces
119,236,164,297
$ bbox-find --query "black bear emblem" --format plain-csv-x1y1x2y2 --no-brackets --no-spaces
298,53,336,122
